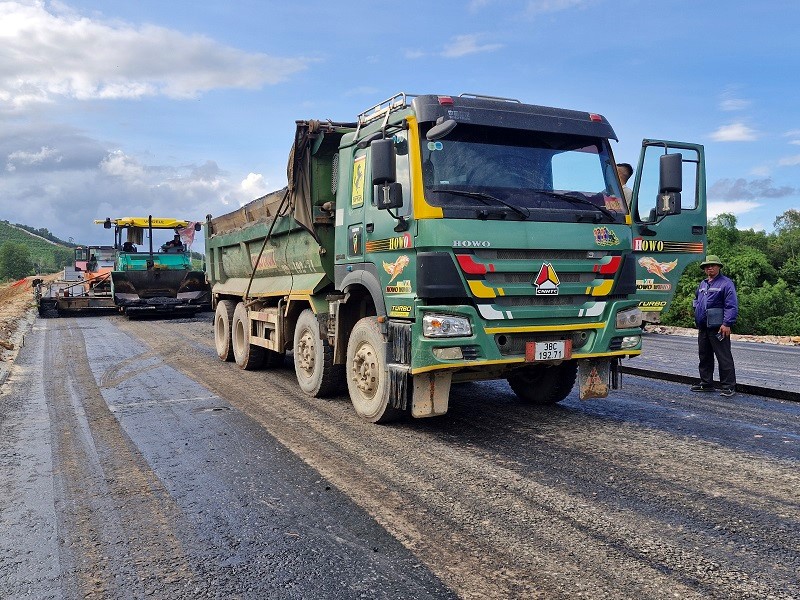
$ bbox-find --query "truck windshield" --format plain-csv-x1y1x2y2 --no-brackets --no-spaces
92,247,117,261
420,124,627,223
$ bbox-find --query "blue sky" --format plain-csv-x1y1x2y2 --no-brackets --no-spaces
1,0,799,245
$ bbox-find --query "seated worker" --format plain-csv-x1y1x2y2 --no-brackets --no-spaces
161,235,184,253
122,241,137,252
87,254,98,272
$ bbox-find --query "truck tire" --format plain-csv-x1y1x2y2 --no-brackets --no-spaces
214,300,236,362
507,361,578,405
293,309,343,397
232,302,265,370
346,317,402,423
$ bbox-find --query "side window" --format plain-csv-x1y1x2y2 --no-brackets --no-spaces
394,132,412,217
637,146,699,221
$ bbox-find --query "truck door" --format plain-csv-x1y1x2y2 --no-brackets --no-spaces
364,132,415,316
346,149,367,263
630,140,707,321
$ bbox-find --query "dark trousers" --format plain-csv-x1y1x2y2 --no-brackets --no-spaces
698,327,736,389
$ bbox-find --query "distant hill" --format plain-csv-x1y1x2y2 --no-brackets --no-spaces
0,221,76,276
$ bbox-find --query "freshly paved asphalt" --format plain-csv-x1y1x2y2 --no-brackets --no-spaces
625,332,800,399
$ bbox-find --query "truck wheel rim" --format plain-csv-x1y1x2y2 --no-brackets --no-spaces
352,342,378,399
297,329,315,376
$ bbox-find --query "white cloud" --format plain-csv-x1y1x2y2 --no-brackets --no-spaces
719,98,750,111
709,123,758,142
707,200,761,219
6,146,63,171
0,1,308,110
237,172,268,203
405,49,426,60
100,150,147,181
778,155,800,167
709,178,795,200
468,0,494,11
525,0,591,16
718,86,750,111
441,34,503,58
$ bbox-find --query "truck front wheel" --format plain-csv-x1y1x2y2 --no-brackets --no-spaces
214,300,236,362
507,361,578,405
294,309,343,397
346,317,402,423
232,302,264,370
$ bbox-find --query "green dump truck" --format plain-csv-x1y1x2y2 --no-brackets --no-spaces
97,216,210,317
206,93,707,422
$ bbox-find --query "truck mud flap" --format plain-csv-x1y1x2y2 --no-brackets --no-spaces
578,358,611,399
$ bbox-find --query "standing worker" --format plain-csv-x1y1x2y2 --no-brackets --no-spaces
616,163,634,203
691,255,738,397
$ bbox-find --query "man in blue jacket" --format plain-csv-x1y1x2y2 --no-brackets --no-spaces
691,255,738,397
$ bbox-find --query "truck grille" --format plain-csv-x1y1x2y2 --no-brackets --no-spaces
455,248,626,321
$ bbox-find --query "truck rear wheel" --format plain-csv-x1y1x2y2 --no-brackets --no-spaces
214,300,236,362
232,302,264,370
293,309,343,397
346,317,402,423
507,361,578,405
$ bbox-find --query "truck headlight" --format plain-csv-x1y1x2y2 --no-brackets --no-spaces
423,313,472,337
616,307,643,329
621,335,641,349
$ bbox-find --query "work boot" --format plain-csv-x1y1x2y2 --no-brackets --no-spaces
690,384,714,392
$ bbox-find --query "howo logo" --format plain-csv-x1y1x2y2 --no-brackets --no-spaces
453,240,491,247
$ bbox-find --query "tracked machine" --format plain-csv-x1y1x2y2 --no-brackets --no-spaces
96,216,210,317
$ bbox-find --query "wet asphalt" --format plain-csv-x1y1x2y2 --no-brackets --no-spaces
1,313,799,599
1,315,456,599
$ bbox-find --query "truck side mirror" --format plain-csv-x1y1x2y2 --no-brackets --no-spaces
659,153,682,193
376,182,403,210
655,153,682,217
371,138,396,185
426,118,457,141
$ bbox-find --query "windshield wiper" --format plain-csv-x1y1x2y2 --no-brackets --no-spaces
429,187,530,220
532,190,616,223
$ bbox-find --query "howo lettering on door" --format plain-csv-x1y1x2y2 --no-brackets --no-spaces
205,93,706,424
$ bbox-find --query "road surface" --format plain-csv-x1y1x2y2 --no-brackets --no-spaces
632,331,800,394
1,313,798,599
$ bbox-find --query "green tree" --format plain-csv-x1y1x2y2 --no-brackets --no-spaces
739,280,800,336
52,247,74,271
0,242,34,280
707,213,739,250
770,209,800,263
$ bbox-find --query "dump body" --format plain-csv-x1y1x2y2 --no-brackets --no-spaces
207,94,707,422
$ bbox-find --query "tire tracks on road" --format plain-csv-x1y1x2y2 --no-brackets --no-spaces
43,319,196,598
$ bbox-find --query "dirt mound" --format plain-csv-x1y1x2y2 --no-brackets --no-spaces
0,276,54,368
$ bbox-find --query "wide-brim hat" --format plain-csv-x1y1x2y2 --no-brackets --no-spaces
700,254,723,268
